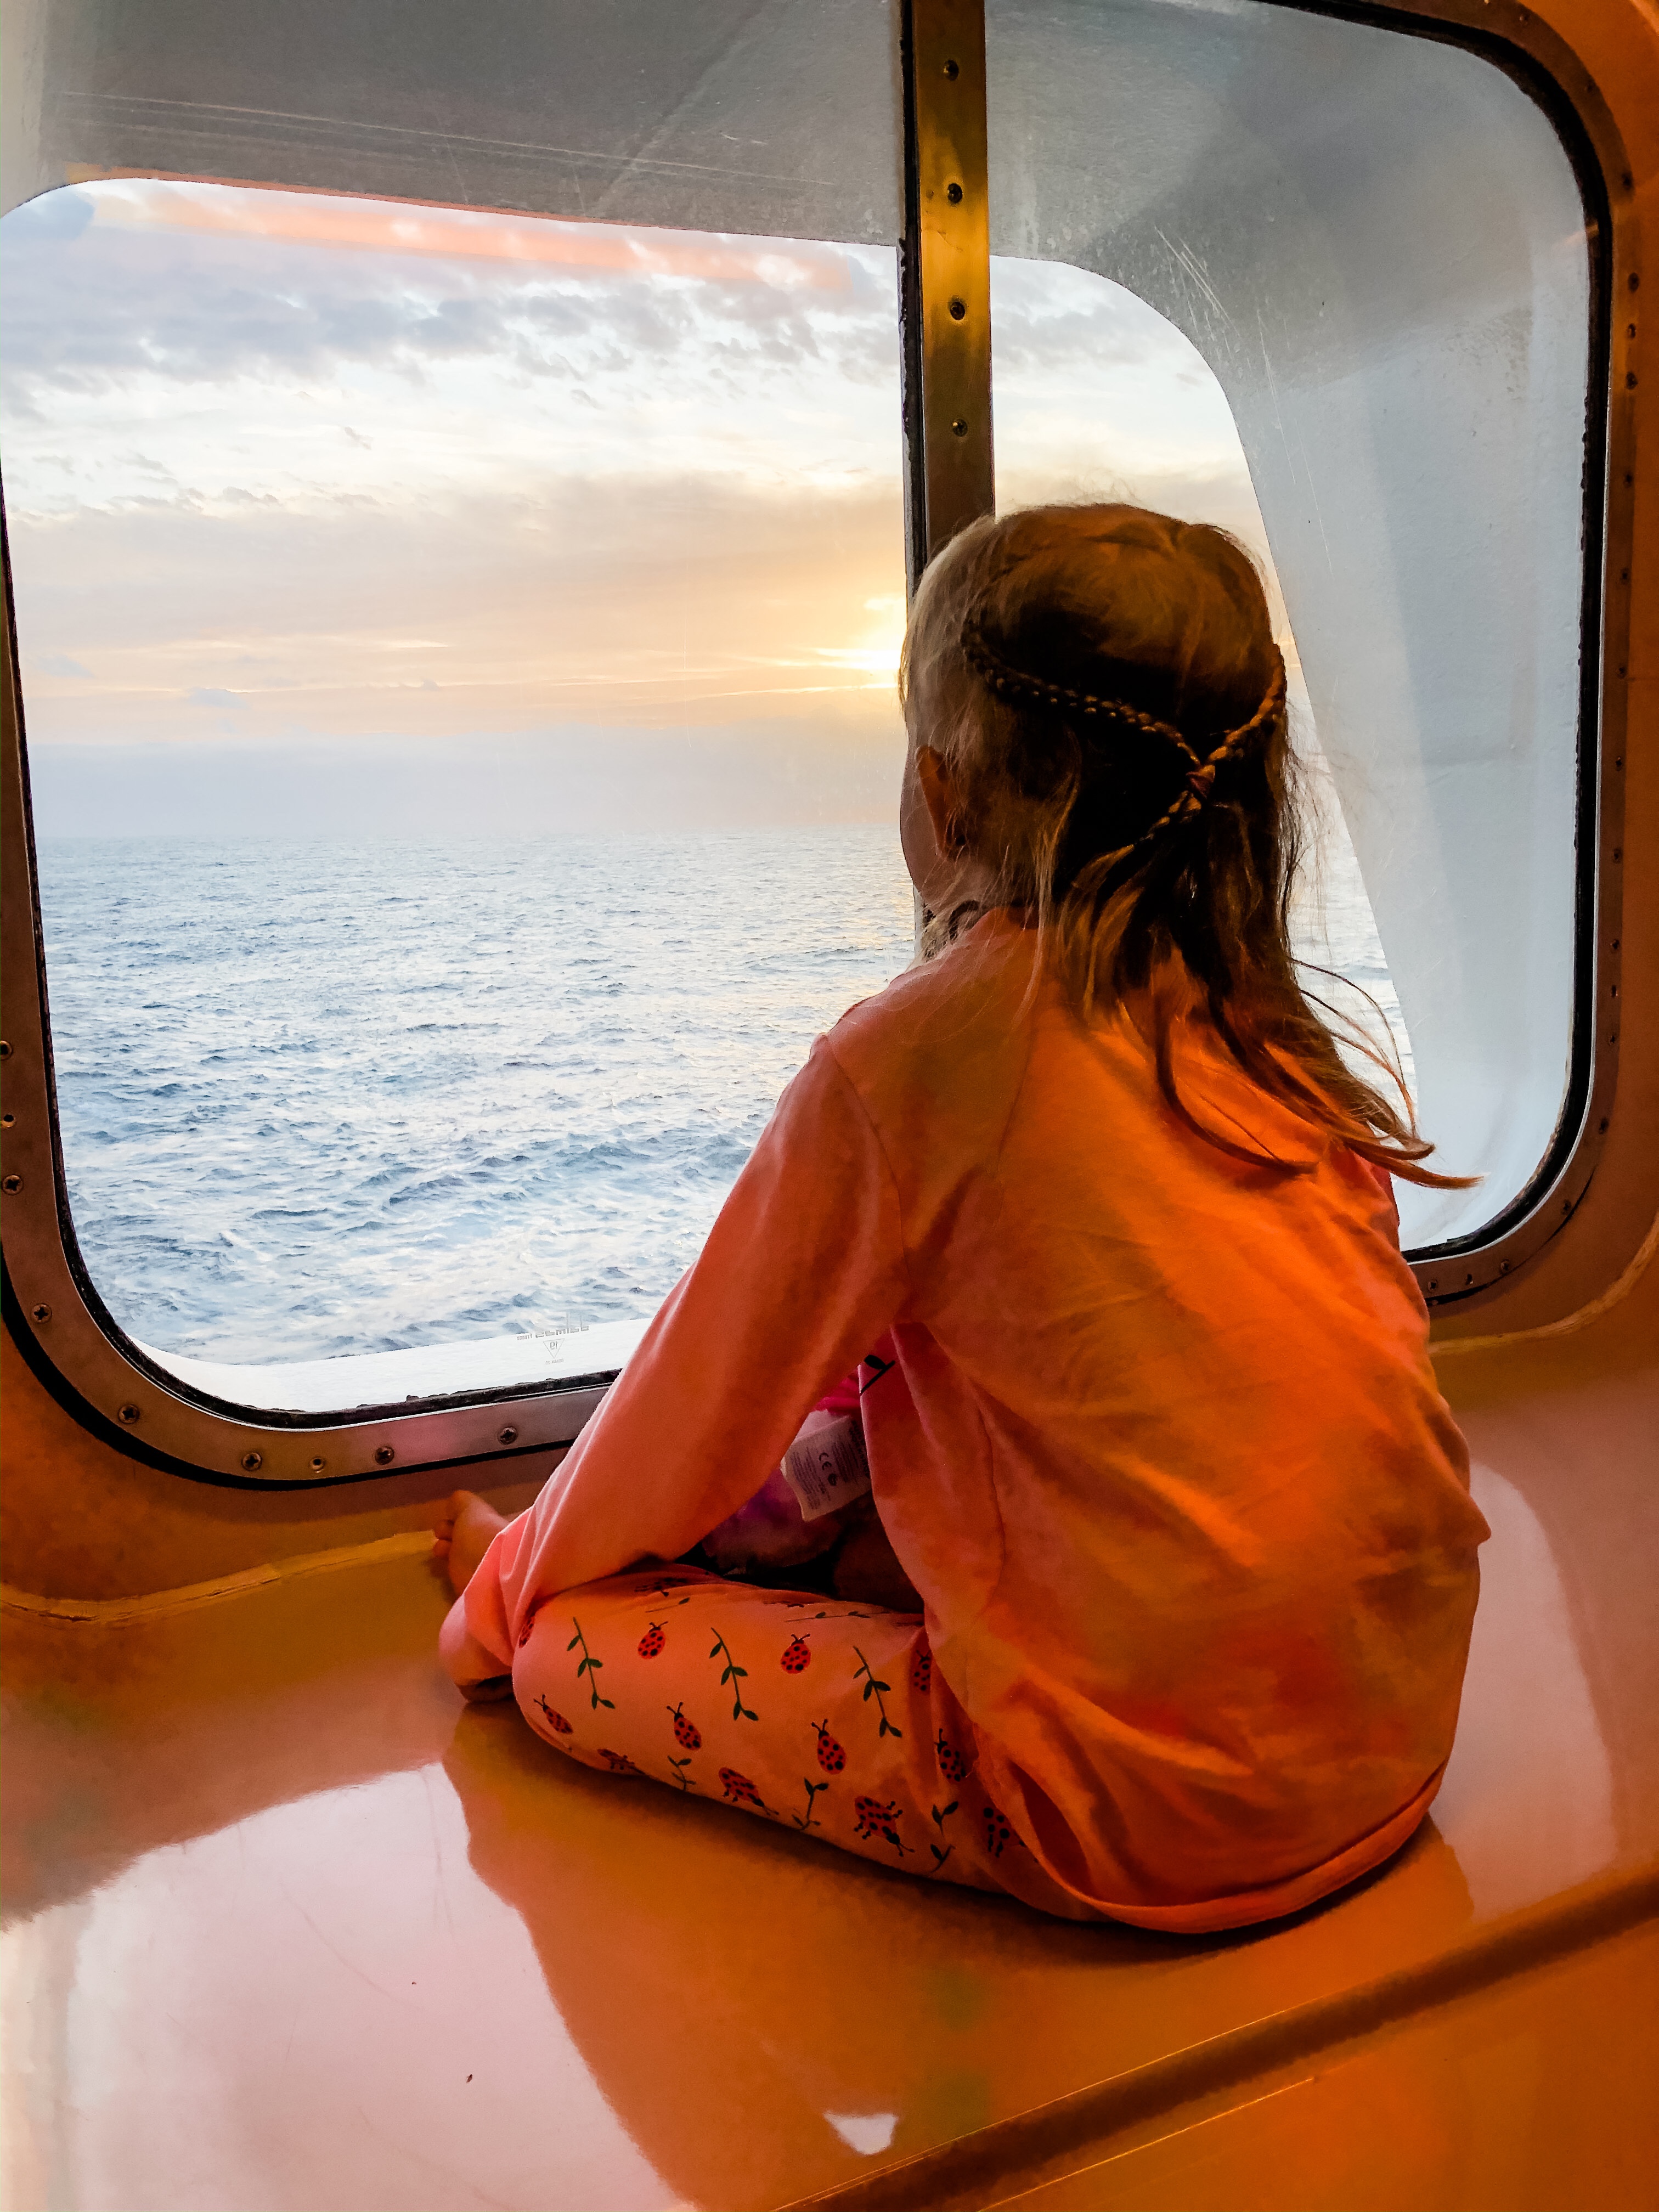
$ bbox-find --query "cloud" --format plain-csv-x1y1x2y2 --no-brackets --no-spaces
35,652,90,679
1,177,1288,793
3,190,95,243
9,471,907,746
0,186,898,403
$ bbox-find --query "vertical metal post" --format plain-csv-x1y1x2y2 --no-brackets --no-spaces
900,0,994,596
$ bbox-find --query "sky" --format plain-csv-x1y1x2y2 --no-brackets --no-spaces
1,179,1278,837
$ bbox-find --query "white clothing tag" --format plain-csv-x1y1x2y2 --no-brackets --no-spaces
778,1412,872,1522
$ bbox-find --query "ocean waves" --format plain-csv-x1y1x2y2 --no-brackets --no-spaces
37,817,1403,1367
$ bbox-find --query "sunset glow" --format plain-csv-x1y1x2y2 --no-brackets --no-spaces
2,178,1277,834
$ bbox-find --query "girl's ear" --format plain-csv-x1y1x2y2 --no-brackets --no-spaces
916,746,963,856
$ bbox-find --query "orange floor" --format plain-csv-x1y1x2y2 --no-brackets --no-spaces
3,1284,1656,2210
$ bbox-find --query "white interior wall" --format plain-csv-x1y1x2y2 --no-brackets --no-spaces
985,0,1591,1247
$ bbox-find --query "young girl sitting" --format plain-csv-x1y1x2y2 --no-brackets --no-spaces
435,505,1488,1932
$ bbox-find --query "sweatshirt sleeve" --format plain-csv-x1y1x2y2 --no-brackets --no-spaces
441,1036,909,1687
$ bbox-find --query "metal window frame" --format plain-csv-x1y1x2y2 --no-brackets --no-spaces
902,0,1630,1314
0,0,1633,1489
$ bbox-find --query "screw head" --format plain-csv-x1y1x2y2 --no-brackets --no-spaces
498,1425,519,1446
946,181,963,205
119,1403,140,1424
942,57,959,78
309,1454,327,1472
948,296,967,320
241,1449,263,1471
30,1303,50,1323
0,1039,10,1058
2,1174,21,1195
950,417,968,437
374,1444,396,1465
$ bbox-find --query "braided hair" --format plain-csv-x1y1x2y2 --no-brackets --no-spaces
901,504,1470,1189
959,615,1288,884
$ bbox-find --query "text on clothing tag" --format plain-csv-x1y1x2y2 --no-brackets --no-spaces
779,1412,873,1522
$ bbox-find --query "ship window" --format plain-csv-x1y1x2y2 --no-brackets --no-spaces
0,0,1607,1458
3,182,911,1409
986,0,1594,1249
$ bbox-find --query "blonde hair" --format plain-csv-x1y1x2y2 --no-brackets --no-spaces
900,504,1470,1188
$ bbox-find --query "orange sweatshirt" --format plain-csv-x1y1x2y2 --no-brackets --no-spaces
443,912,1488,1929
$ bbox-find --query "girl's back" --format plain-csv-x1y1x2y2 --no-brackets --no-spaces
830,910,1485,1923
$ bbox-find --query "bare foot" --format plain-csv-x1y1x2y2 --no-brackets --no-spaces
432,1489,507,1596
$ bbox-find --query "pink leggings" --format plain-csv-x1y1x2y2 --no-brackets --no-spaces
511,1565,1087,1914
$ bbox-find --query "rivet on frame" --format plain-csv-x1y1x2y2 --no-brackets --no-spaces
241,1451,263,1471
119,1403,140,1424
31,1304,50,1323
374,1445,396,1465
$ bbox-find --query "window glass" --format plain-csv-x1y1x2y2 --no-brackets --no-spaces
3,182,912,1409
986,0,1593,1249
991,253,1414,1104
12,0,904,251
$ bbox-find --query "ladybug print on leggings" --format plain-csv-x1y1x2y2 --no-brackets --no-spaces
534,1695,573,1736
911,1646,933,1694
668,1702,702,1750
854,1795,908,1857
637,1620,667,1659
780,1634,812,1673
598,1750,644,1776
809,1718,847,1774
719,1767,768,1813
935,1730,969,1783
981,1802,1022,1859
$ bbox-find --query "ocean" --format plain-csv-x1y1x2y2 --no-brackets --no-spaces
35,820,1406,1370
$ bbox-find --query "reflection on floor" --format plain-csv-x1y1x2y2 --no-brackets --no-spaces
4,1294,1657,2210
